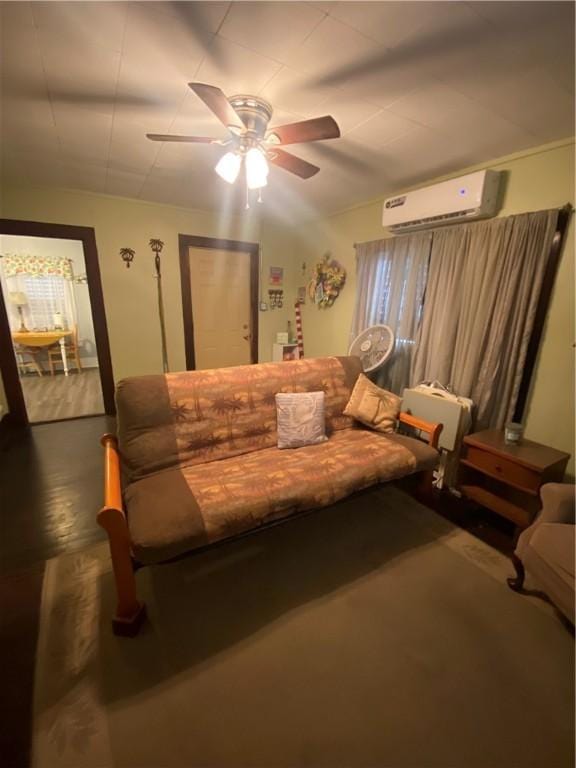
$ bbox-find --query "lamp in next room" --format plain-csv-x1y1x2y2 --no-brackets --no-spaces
9,291,28,332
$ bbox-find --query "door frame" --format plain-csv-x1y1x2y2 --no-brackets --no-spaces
178,234,260,369
0,218,115,426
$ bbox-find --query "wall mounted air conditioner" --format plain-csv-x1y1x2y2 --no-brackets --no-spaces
382,170,501,233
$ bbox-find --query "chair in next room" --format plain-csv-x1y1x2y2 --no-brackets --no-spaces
47,326,83,375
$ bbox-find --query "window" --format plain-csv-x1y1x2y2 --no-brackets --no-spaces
22,275,67,330
351,233,431,394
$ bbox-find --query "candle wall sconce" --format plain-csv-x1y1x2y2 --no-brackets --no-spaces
119,240,169,372
268,289,284,309
119,247,135,268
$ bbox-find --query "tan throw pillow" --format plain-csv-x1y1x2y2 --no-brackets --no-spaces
276,392,328,449
343,373,401,433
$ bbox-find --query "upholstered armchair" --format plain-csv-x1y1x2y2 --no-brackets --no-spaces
508,483,575,624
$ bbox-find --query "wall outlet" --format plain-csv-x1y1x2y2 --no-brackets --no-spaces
259,301,268,311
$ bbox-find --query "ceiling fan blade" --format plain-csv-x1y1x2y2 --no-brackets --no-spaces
266,116,340,146
267,148,320,179
146,133,222,143
188,82,245,132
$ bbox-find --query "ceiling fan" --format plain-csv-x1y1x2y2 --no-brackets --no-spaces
146,82,341,201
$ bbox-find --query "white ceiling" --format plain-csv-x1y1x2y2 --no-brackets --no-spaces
1,1,574,216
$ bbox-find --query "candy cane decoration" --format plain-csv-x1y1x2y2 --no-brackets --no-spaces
294,300,304,359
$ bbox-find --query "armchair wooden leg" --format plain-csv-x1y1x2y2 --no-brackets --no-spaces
507,553,526,592
98,506,146,636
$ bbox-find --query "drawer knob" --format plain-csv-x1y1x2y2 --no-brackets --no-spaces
495,465,502,472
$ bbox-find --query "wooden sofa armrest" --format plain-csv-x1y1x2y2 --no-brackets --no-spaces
97,433,145,636
100,433,124,513
398,412,443,449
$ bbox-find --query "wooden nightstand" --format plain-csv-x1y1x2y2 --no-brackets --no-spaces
459,429,570,529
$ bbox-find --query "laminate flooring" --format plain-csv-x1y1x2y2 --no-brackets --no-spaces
19,367,104,422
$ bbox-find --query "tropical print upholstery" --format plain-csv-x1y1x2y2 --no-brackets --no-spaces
127,429,426,564
117,356,438,564
117,356,362,481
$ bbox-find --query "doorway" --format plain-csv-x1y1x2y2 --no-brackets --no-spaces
0,219,115,426
179,235,259,370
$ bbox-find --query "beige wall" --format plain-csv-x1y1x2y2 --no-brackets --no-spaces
295,139,575,475
0,186,298,414
2,141,573,477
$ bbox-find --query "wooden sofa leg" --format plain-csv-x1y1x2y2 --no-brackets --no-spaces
507,554,526,593
417,469,435,504
98,507,146,636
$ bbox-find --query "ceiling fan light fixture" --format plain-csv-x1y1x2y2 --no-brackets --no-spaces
246,147,269,190
215,151,241,184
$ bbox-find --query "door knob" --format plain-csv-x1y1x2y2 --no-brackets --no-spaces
243,334,251,341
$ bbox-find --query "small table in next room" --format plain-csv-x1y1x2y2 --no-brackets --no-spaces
12,330,73,376
459,429,570,530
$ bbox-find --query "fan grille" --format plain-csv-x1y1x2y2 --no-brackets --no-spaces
349,325,395,373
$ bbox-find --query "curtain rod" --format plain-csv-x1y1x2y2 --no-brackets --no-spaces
352,203,573,248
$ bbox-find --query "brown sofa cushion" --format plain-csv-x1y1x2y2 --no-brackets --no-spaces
117,356,362,482
343,374,401,432
127,428,438,564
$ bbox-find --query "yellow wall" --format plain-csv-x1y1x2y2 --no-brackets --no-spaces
0,186,298,414
295,139,575,475
2,141,573,478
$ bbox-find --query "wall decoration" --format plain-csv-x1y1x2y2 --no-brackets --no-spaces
268,289,284,309
294,300,304,358
269,266,284,286
119,247,135,268
119,239,169,372
308,252,346,308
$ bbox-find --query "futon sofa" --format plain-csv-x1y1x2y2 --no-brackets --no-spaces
99,356,441,635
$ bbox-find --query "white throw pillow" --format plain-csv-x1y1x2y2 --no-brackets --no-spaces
275,391,328,449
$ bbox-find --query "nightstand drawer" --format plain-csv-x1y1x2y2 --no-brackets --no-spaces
463,446,541,494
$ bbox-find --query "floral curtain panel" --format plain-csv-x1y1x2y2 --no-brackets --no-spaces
0,254,77,332
2,254,74,280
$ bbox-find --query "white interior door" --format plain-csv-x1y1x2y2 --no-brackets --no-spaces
188,246,252,370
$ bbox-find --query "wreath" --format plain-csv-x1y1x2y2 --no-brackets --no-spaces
307,252,346,308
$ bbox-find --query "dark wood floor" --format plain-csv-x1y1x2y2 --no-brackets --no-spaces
0,416,516,768
0,415,113,768
1,415,113,572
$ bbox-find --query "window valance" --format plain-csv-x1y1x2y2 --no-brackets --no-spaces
0,254,73,280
